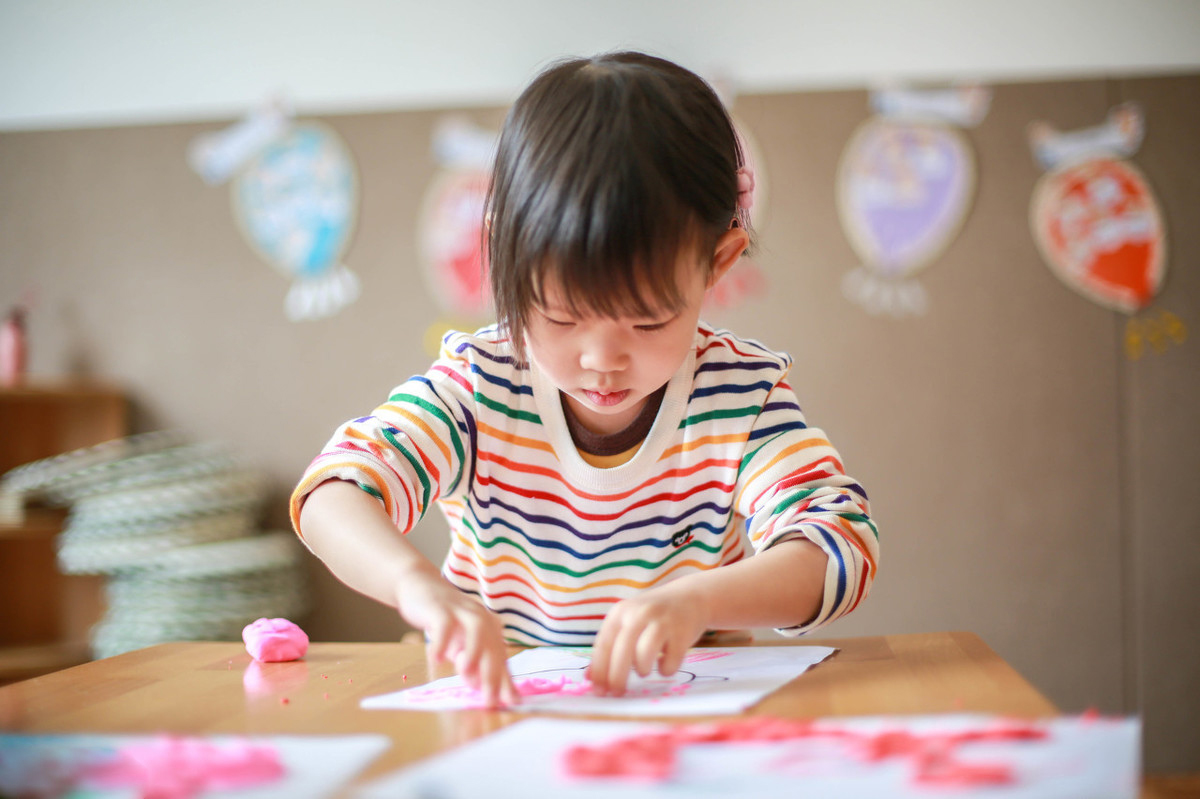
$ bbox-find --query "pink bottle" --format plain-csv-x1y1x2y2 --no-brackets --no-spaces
0,306,27,386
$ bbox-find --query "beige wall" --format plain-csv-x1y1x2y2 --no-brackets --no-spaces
1,74,1196,772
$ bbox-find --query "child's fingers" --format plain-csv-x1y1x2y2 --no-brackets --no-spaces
425,615,458,664
454,611,497,691
454,649,480,689
443,605,513,707
598,629,637,696
656,634,688,678
477,647,517,709
454,615,483,667
632,625,669,678
586,622,616,692
499,673,520,708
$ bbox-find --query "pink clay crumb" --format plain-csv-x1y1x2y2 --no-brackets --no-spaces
682,650,734,664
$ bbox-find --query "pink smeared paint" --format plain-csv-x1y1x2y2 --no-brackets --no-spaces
513,676,597,698
682,650,734,664
242,617,308,663
562,717,1048,788
404,673,684,709
82,736,284,798
401,677,580,707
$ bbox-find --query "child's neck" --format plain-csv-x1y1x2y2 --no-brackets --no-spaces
560,384,667,456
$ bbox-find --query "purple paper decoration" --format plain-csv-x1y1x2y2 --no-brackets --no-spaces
837,90,985,317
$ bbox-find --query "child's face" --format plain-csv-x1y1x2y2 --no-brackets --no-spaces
524,250,713,437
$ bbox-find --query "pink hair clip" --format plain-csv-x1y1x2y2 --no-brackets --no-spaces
736,167,756,212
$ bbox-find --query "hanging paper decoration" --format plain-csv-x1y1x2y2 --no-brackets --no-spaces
188,102,361,322
1029,104,1164,313
418,117,497,355
1028,103,1181,359
421,117,495,319
837,86,991,317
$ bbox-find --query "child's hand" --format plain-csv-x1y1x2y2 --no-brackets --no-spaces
395,573,518,708
586,583,709,696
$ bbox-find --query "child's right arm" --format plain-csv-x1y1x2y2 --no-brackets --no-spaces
297,479,518,707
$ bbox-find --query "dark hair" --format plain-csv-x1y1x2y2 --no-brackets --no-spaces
485,51,751,360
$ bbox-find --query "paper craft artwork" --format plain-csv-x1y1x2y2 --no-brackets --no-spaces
417,117,497,356
360,714,1140,799
421,117,495,319
0,732,388,799
837,86,990,317
362,646,835,717
189,102,362,322
1028,103,1180,359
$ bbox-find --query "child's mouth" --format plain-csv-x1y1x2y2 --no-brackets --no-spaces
582,389,630,407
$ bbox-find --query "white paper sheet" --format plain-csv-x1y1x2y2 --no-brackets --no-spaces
361,645,836,717
358,715,1141,799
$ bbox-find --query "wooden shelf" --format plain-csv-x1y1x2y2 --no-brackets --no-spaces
0,381,125,682
0,380,127,475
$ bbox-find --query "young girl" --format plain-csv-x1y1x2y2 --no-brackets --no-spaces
292,51,878,707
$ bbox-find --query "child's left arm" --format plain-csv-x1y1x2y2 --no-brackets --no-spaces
589,380,878,695
587,536,828,695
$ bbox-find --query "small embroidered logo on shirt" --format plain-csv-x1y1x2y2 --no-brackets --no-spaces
671,527,694,548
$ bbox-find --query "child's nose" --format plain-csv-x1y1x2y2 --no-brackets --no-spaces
579,331,629,372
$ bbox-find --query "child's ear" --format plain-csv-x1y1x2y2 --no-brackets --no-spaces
707,227,749,289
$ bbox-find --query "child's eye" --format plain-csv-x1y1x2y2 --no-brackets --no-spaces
544,316,575,328
635,320,671,332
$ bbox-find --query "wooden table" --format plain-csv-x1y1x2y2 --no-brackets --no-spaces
0,630,1068,793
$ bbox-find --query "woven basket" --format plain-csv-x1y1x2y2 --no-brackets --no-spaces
90,532,309,659
0,431,185,502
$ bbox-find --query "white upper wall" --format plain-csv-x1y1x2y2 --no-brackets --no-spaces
2,0,1199,130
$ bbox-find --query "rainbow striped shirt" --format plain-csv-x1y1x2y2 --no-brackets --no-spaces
291,324,878,645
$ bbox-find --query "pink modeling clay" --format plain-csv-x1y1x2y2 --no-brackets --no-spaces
82,736,284,798
242,617,308,662
563,732,677,781
562,717,1048,788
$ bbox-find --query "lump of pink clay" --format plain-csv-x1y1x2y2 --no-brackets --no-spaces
242,617,308,662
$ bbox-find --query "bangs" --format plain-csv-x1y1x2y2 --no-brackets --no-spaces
487,52,742,359
523,184,710,322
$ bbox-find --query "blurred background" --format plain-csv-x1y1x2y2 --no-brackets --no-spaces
1,0,1197,774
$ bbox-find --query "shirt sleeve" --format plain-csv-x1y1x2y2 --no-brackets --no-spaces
288,333,478,539
735,380,879,636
